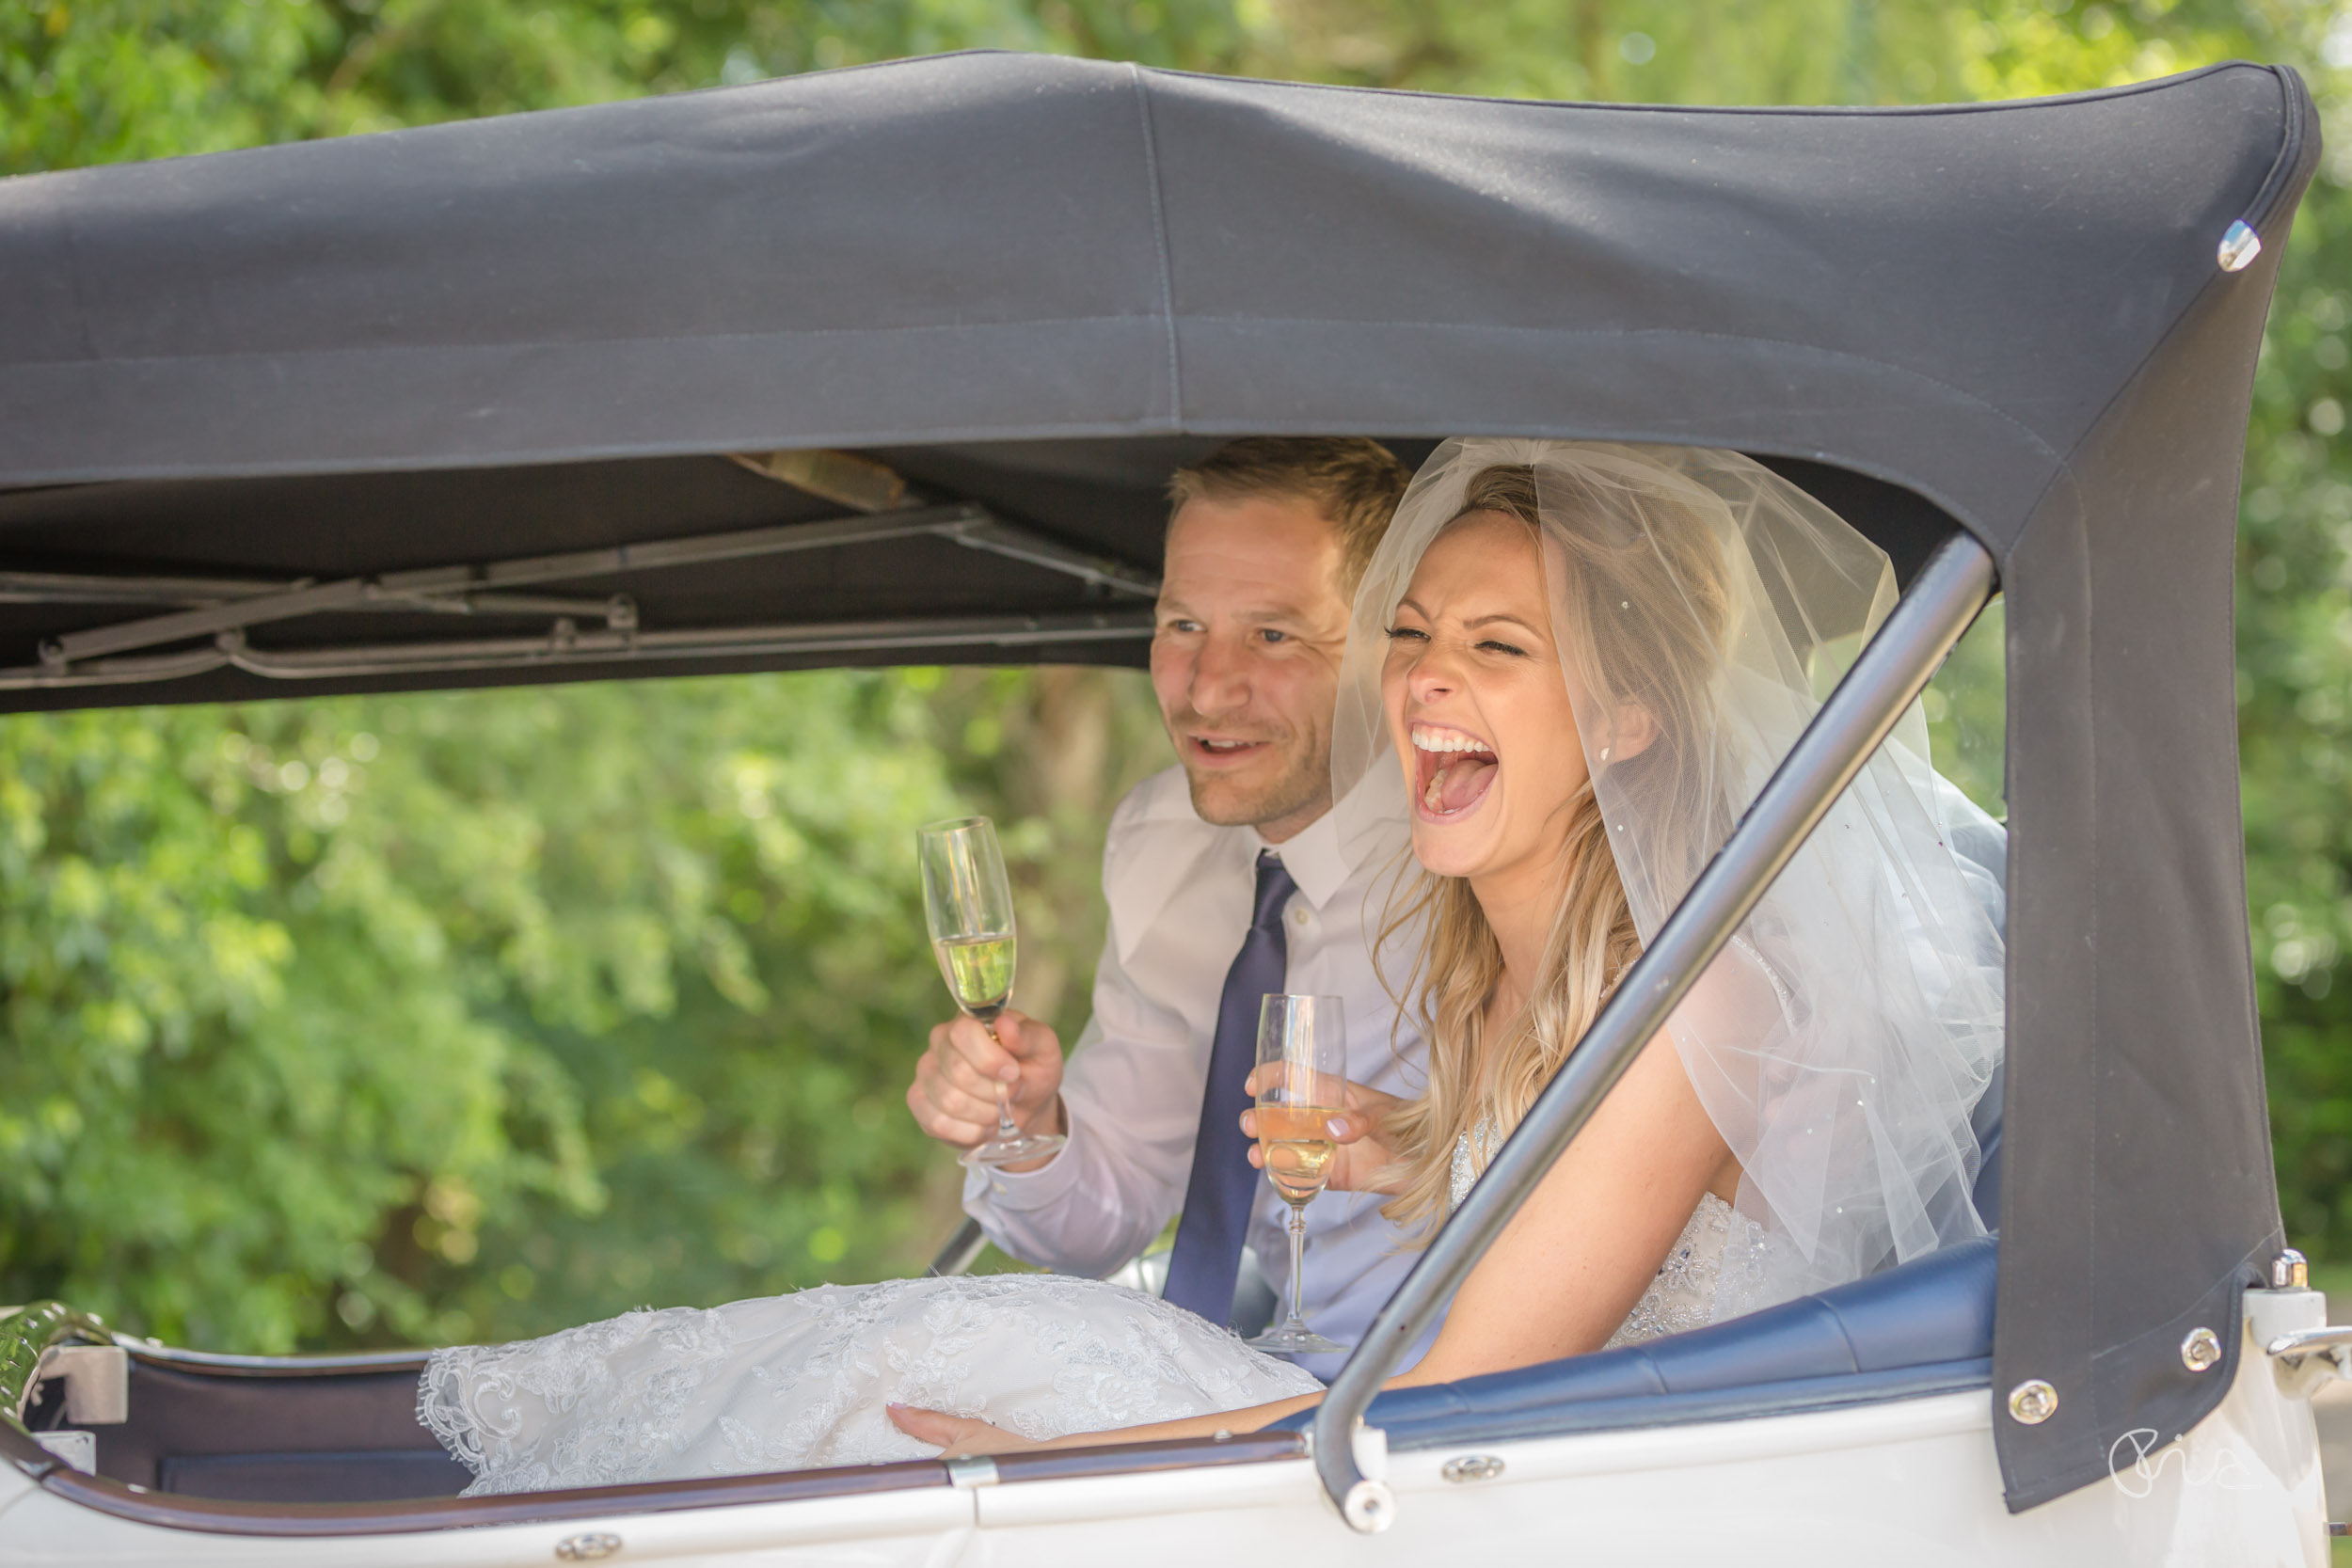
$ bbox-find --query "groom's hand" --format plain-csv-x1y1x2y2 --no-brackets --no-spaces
909,1009,1068,1170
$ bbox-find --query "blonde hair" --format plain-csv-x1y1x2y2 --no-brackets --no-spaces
1168,437,1412,599
1377,461,1734,1235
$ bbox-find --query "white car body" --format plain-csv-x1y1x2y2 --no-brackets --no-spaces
0,1286,2328,1568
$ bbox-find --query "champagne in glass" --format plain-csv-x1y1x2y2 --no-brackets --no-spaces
917,816,1065,1169
1245,993,1348,1354
1254,1104,1342,1204
937,933,1017,1021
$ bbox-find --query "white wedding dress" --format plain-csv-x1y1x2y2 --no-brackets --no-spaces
418,1273,1322,1496
423,1142,1768,1498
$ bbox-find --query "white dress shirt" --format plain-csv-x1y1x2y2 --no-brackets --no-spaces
962,764,1437,1380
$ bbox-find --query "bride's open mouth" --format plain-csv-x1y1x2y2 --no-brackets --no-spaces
1410,722,1499,821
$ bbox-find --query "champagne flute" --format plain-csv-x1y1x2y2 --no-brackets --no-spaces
917,816,1066,1169
1245,993,1348,1354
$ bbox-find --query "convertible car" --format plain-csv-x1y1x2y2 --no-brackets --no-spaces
0,48,2339,1565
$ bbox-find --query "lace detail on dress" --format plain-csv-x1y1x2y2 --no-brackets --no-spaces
1448,1117,1500,1212
417,1304,738,1497
1445,1118,1770,1347
1708,1204,1779,1323
1601,1193,1761,1348
420,1275,1322,1497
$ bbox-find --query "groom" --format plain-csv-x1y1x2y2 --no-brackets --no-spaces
907,437,1429,1376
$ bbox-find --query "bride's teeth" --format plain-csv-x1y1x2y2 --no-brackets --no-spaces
1423,764,1448,811
1412,726,1493,756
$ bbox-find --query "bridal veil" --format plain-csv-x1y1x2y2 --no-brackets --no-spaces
1333,438,2006,1313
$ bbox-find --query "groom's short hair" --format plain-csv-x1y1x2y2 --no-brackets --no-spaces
1167,438,1411,597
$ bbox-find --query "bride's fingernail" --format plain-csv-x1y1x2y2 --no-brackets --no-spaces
1327,1117,1349,1137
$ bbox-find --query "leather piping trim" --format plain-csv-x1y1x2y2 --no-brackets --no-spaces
117,1341,433,1378
18,1430,1304,1538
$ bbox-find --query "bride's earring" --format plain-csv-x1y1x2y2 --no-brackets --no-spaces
1598,746,1612,761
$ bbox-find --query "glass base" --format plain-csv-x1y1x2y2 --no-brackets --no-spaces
960,1130,1067,1168
1245,1321,1346,1354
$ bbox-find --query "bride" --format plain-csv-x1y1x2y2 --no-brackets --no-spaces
419,439,2004,1489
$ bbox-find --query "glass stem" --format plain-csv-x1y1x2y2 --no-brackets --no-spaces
984,1017,1019,1141
1286,1203,1309,1327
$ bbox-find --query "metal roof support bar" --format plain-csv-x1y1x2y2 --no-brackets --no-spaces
0,569,291,606
930,515,1163,598
34,505,1159,669
925,1217,991,1278
0,568,627,624
222,611,1154,679
1308,531,1997,1532
0,610,1154,690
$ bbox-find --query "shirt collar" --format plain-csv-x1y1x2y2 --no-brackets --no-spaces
1252,807,1347,910
1255,764,1411,910
1105,764,1408,960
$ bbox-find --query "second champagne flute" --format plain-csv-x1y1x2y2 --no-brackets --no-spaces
1246,992,1348,1354
917,816,1066,1169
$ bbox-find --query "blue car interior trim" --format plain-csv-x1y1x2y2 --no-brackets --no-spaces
1278,1089,2005,1447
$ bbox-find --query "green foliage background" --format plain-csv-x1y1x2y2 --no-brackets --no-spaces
1,0,2347,1351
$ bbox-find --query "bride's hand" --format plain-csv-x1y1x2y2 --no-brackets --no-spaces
1239,1073,1405,1195
886,1403,1038,1457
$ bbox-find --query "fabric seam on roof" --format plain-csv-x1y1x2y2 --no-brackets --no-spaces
1176,318,2069,467
1125,55,2260,121
2239,67,2311,238
11,322,2066,473
2217,82,2289,1201
6,314,1163,371
2089,473,2104,1453
1127,64,1184,426
1983,192,2281,575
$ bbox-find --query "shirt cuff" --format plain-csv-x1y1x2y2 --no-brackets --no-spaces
961,1101,1089,1213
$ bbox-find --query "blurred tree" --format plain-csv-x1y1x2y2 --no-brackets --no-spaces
3,0,2347,1356
0,0,1200,1353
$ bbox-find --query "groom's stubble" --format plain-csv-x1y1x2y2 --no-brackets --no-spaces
1169,692,1335,837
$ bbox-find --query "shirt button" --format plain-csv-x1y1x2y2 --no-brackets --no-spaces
1294,908,1311,927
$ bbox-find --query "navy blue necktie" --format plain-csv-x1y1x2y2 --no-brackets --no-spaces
1163,849,1298,1324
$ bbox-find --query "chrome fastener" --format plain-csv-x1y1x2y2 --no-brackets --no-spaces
554,1533,621,1562
2218,220,2264,273
1342,1479,1396,1533
1441,1453,1506,1483
2275,1249,2311,1290
2008,1378,2058,1424
946,1454,1000,1489
2183,1326,2223,1372
2267,1324,2352,1397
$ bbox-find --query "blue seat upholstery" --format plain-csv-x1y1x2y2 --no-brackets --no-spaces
1278,1094,2005,1448
1971,1057,2005,1227
1280,1236,1994,1446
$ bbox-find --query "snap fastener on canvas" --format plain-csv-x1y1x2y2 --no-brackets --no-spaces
2008,1379,2058,1424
